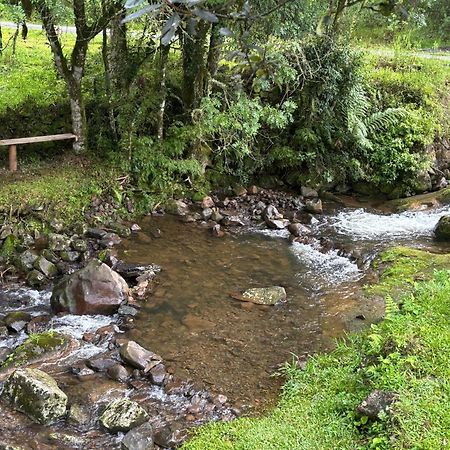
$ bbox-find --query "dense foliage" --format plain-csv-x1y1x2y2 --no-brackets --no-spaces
0,0,449,199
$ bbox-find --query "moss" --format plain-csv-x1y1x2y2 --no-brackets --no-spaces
1,332,67,369
367,246,450,298
387,187,450,211
0,234,19,258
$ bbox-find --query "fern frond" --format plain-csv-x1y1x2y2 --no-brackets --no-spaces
365,108,408,135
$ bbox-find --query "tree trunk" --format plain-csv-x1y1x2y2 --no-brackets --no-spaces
206,23,222,94
68,80,87,153
182,20,210,114
157,43,170,140
12,22,19,56
0,25,3,53
109,9,129,91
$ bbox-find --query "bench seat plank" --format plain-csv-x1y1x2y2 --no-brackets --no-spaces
0,134,76,146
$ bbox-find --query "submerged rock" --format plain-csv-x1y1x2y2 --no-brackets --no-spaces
356,390,397,420
237,286,287,305
51,259,129,315
2,368,67,425
122,422,154,450
100,398,149,433
434,215,450,240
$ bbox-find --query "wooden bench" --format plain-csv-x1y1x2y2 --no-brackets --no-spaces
0,133,77,172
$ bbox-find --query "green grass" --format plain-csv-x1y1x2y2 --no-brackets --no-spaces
0,28,102,115
0,29,66,113
183,248,450,450
0,157,118,224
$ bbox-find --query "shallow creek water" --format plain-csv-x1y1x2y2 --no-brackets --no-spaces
118,204,450,408
1,203,450,447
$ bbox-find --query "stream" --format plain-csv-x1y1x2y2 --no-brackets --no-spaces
0,202,449,448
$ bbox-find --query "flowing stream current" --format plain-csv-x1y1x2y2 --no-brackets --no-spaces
1,203,450,447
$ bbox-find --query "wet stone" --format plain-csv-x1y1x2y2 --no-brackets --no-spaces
288,222,311,237
122,422,154,450
48,432,84,447
2,368,68,425
51,259,129,315
26,270,46,287
33,256,57,278
107,364,131,383
265,218,290,229
48,233,71,252
240,286,287,305
305,198,323,214
26,315,51,334
120,341,162,371
87,357,117,372
67,403,90,426
154,423,188,449
100,233,122,248
100,398,149,433
0,347,12,364
118,304,139,316
148,363,166,386
201,208,213,221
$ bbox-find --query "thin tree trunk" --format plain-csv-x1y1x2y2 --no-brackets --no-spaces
0,25,3,54
157,43,170,140
206,23,222,94
182,20,210,114
102,27,118,143
12,22,19,56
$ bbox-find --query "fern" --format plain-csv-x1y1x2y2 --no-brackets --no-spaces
384,295,399,321
365,108,408,135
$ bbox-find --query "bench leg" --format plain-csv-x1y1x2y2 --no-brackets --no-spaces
9,145,17,172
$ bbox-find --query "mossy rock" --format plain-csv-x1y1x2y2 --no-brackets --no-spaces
1,332,67,369
368,246,450,299
2,368,67,425
434,215,450,240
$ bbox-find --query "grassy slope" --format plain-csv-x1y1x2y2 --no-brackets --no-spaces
0,156,119,224
183,248,450,450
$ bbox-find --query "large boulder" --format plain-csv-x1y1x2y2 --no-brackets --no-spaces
99,398,149,433
2,368,68,425
51,259,129,315
434,215,450,240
